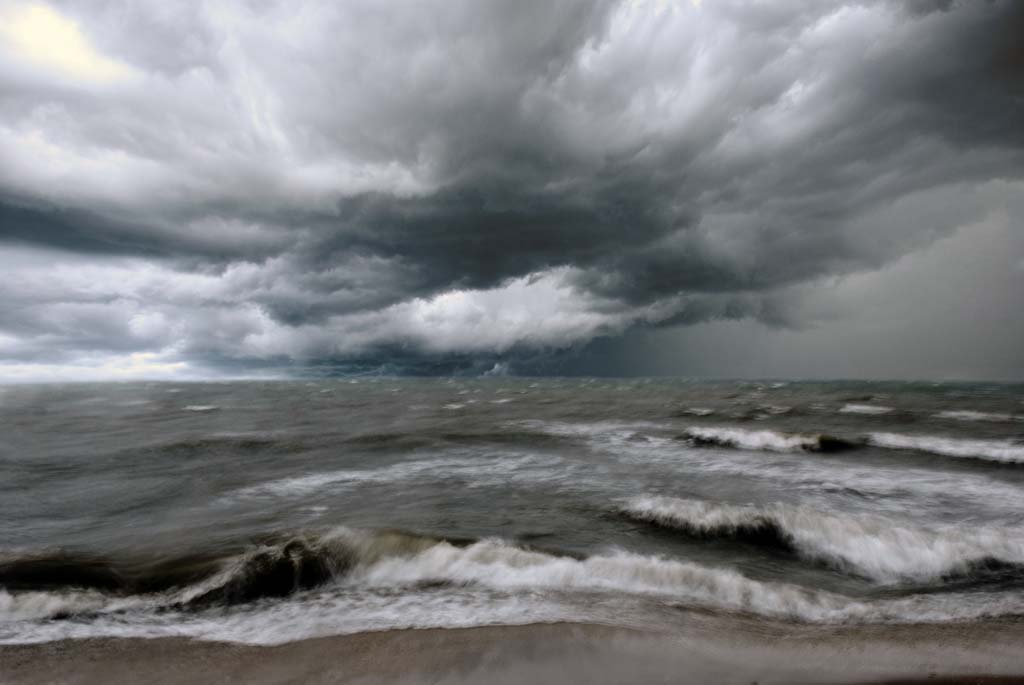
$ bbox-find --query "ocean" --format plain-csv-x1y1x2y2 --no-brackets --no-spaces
2,378,1024,646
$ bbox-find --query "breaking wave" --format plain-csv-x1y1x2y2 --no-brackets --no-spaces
0,589,153,623
348,538,858,621
677,426,1024,465
867,433,1024,464
0,529,859,626
0,530,445,620
6,526,1024,644
621,496,1024,584
680,427,859,453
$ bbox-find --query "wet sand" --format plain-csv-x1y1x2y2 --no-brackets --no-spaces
3,616,1024,684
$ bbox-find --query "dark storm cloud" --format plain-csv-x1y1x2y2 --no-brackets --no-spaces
0,196,296,261
0,0,1021,377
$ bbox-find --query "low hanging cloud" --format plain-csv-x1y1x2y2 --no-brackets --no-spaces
0,0,1022,378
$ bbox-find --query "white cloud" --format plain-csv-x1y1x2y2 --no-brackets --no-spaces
0,246,692,369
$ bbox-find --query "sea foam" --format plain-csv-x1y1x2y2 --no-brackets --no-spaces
681,427,856,453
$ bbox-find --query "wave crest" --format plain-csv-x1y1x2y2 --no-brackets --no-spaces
680,427,858,453
935,410,1020,423
0,529,445,618
621,496,1024,584
6,524,1024,633
839,404,893,415
0,528,857,623
350,537,854,621
868,433,1024,464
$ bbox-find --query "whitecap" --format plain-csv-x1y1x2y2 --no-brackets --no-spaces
934,410,1018,423
622,496,1024,583
839,404,893,415
868,432,1024,464
350,538,856,622
0,589,159,623
681,426,854,453
183,405,219,412
679,407,714,417
7,528,1024,646
226,454,566,500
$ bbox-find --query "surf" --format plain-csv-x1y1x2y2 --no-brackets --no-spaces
678,427,859,453
621,496,1024,584
867,433,1024,464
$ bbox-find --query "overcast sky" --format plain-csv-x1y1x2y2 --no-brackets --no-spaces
0,0,1021,381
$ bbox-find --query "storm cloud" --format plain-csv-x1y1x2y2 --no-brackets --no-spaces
0,0,1022,379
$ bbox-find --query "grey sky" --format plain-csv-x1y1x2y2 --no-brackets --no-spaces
0,0,1021,380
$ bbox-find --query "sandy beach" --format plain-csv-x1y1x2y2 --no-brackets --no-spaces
3,617,1024,684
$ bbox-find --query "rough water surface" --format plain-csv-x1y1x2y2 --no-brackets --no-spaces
2,378,1023,645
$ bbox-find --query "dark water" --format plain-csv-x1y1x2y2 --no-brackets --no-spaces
2,378,1024,644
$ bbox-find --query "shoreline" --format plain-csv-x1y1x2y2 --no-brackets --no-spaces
3,618,1024,684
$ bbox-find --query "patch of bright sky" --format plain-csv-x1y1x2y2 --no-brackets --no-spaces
0,2,135,84
0,352,191,383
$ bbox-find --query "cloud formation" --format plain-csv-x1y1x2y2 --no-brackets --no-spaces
0,0,1022,378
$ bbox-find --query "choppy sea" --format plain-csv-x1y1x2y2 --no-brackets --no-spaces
2,378,1024,644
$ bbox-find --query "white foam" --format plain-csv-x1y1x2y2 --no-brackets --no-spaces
680,407,714,416
518,420,671,441
183,405,219,412
7,531,1024,646
536,419,1024,517
227,453,567,500
686,448,1024,516
350,538,857,621
0,590,104,622
0,589,162,623
683,426,827,452
935,410,1019,423
623,496,1024,583
7,579,1024,646
2,532,855,626
868,432,1024,464
839,404,893,415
